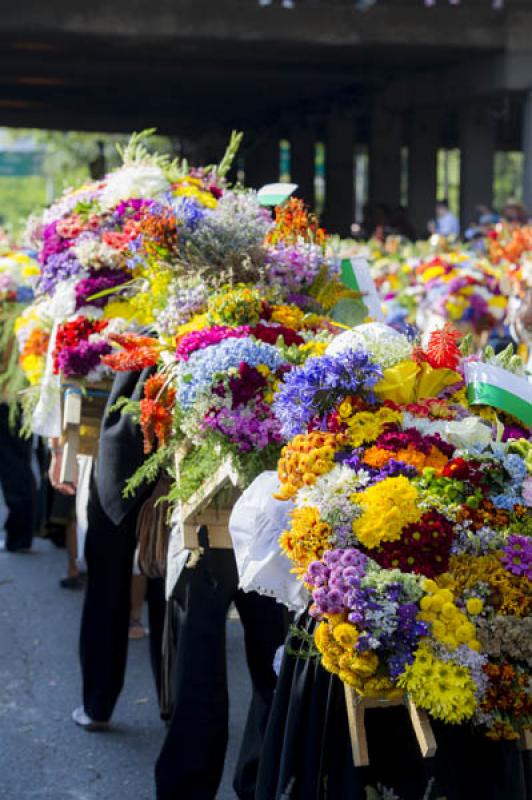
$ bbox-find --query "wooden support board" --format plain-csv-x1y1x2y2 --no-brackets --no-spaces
59,381,110,484
175,447,240,550
344,686,437,767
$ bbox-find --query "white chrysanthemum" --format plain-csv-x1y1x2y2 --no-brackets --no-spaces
73,238,123,270
296,464,370,516
326,322,412,368
99,164,169,210
45,280,78,323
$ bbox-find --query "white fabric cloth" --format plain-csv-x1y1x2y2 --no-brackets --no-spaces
229,471,308,612
75,454,93,570
31,323,62,438
165,505,190,600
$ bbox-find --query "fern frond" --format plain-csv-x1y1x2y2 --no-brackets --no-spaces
123,445,172,498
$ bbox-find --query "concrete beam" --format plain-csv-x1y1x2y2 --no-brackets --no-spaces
321,111,355,237
290,125,316,209
244,134,280,188
369,100,402,212
459,103,495,229
0,1,510,51
522,89,532,211
408,110,440,239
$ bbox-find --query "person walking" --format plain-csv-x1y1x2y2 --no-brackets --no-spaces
49,367,166,730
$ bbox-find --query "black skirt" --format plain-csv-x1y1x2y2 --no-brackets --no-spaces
256,616,531,800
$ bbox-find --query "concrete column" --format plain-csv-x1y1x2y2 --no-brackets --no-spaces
321,111,355,236
244,135,280,189
459,102,495,229
408,110,440,238
290,125,316,209
369,101,402,212
522,89,532,212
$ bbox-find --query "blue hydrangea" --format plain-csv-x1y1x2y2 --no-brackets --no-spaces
177,336,285,409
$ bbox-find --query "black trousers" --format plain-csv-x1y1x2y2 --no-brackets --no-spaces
0,404,34,551
79,475,166,722
155,547,288,800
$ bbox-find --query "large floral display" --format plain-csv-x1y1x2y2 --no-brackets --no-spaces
105,187,361,499
0,248,40,417
273,321,531,741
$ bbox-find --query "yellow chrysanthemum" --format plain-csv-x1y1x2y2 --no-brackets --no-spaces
351,476,421,549
279,506,332,575
398,642,477,724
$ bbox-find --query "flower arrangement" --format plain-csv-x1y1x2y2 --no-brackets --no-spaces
274,322,531,740
414,255,507,337
0,249,40,412
105,281,338,498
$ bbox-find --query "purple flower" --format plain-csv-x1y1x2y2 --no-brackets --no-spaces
273,348,383,438
55,340,111,377
502,535,532,580
39,250,83,294
74,268,130,310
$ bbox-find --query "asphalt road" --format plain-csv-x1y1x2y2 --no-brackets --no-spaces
0,537,251,800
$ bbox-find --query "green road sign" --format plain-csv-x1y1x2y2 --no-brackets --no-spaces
0,151,43,177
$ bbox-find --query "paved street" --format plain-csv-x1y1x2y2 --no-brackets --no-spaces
0,537,250,800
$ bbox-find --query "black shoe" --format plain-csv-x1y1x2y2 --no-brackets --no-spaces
59,575,85,590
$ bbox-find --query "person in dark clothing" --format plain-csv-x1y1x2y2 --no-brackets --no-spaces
155,537,288,800
0,403,35,552
49,368,166,729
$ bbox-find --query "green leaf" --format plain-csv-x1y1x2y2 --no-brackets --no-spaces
330,296,368,327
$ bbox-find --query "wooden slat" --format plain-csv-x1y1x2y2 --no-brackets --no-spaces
344,687,438,767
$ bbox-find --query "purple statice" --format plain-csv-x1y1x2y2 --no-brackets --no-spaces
451,524,504,557
39,250,84,294
74,268,130,310
435,643,488,701
200,400,283,452
501,535,532,580
265,242,325,292
55,339,111,377
172,196,206,232
273,348,383,438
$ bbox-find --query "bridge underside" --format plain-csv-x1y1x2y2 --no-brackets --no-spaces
1,0,532,232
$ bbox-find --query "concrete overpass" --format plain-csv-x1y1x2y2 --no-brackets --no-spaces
1,0,532,233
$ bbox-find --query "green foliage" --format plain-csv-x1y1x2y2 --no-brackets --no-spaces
123,445,173,499
216,131,244,179
168,442,224,503
285,624,320,661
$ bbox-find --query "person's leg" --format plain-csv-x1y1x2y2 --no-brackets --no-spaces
0,405,34,551
155,548,237,800
233,590,289,800
60,518,84,589
79,476,137,722
145,575,166,701
129,574,147,638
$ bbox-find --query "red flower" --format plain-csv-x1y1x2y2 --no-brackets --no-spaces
140,374,176,453
101,332,160,372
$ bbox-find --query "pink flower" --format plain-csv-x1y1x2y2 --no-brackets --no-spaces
522,476,532,507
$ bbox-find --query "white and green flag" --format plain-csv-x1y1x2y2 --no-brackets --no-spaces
464,362,532,427
257,183,298,207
